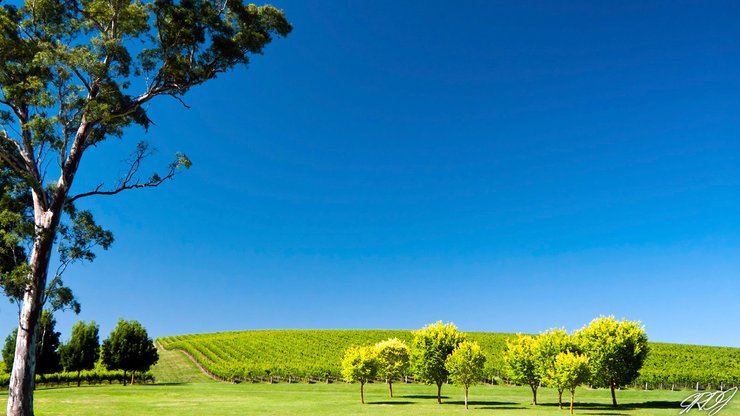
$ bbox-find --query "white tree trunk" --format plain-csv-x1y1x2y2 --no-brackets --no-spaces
7,208,58,416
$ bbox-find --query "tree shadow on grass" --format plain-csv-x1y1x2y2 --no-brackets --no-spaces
369,401,414,405
538,401,678,411
401,394,449,399
478,405,528,410
445,400,517,406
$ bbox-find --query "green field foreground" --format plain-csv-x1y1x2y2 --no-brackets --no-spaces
1,341,737,415
10,382,739,416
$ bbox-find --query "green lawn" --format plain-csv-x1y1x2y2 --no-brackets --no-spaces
5,382,735,416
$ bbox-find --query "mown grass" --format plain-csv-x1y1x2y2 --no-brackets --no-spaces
10,382,737,416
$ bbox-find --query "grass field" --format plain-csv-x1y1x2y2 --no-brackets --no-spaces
2,346,737,415
12,381,739,415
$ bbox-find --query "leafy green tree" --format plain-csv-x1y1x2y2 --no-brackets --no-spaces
101,320,158,386
59,321,100,386
546,352,590,414
504,334,541,405
410,321,466,404
35,311,62,377
445,341,486,410
536,328,575,407
576,316,649,406
2,329,17,373
374,337,409,398
341,345,378,404
0,0,291,412
2,311,61,378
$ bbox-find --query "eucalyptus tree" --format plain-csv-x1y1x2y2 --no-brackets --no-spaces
0,1,291,414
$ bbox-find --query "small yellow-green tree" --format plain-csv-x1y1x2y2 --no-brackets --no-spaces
374,338,409,398
547,352,590,414
504,334,541,405
445,341,486,410
410,321,466,404
576,316,649,406
341,346,378,404
536,328,575,407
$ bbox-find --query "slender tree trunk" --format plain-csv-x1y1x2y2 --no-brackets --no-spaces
437,382,443,404
530,383,538,405
7,213,57,416
123,370,127,386
388,380,393,398
610,380,617,406
77,370,81,387
464,386,469,409
360,382,365,404
570,390,574,414
131,372,135,385
558,389,563,409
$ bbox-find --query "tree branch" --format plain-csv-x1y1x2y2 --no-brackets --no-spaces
66,143,188,203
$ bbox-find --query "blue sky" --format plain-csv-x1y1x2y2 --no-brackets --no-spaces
3,0,740,347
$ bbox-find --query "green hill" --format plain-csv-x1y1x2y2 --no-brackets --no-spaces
158,330,740,388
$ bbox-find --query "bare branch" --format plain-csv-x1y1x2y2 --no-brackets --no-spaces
66,143,189,203
167,93,191,109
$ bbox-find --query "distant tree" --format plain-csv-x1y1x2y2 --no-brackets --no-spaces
547,352,590,414
445,341,486,410
0,0,292,413
101,320,158,386
60,321,100,387
410,321,466,404
536,328,575,407
2,329,16,373
341,345,378,404
576,316,649,406
2,311,61,378
504,334,541,405
374,338,409,398
35,311,62,377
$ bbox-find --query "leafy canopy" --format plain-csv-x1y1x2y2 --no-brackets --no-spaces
445,340,486,389
341,345,378,385
374,337,409,381
576,316,649,388
101,319,158,375
410,321,465,387
59,320,100,373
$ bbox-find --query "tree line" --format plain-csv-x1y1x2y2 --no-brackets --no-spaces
1,314,158,387
341,316,649,413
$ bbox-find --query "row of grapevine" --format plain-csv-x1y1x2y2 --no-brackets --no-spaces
0,369,154,388
158,330,740,389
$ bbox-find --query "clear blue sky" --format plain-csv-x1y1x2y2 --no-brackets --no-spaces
3,0,740,347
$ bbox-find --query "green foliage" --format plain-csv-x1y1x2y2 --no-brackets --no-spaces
374,338,409,381
60,320,100,386
36,310,62,375
102,319,158,384
504,333,541,404
341,345,377,404
2,328,16,373
548,351,590,414
157,329,740,389
374,337,409,398
2,310,62,375
576,316,649,405
341,346,378,384
445,341,486,409
410,321,465,403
